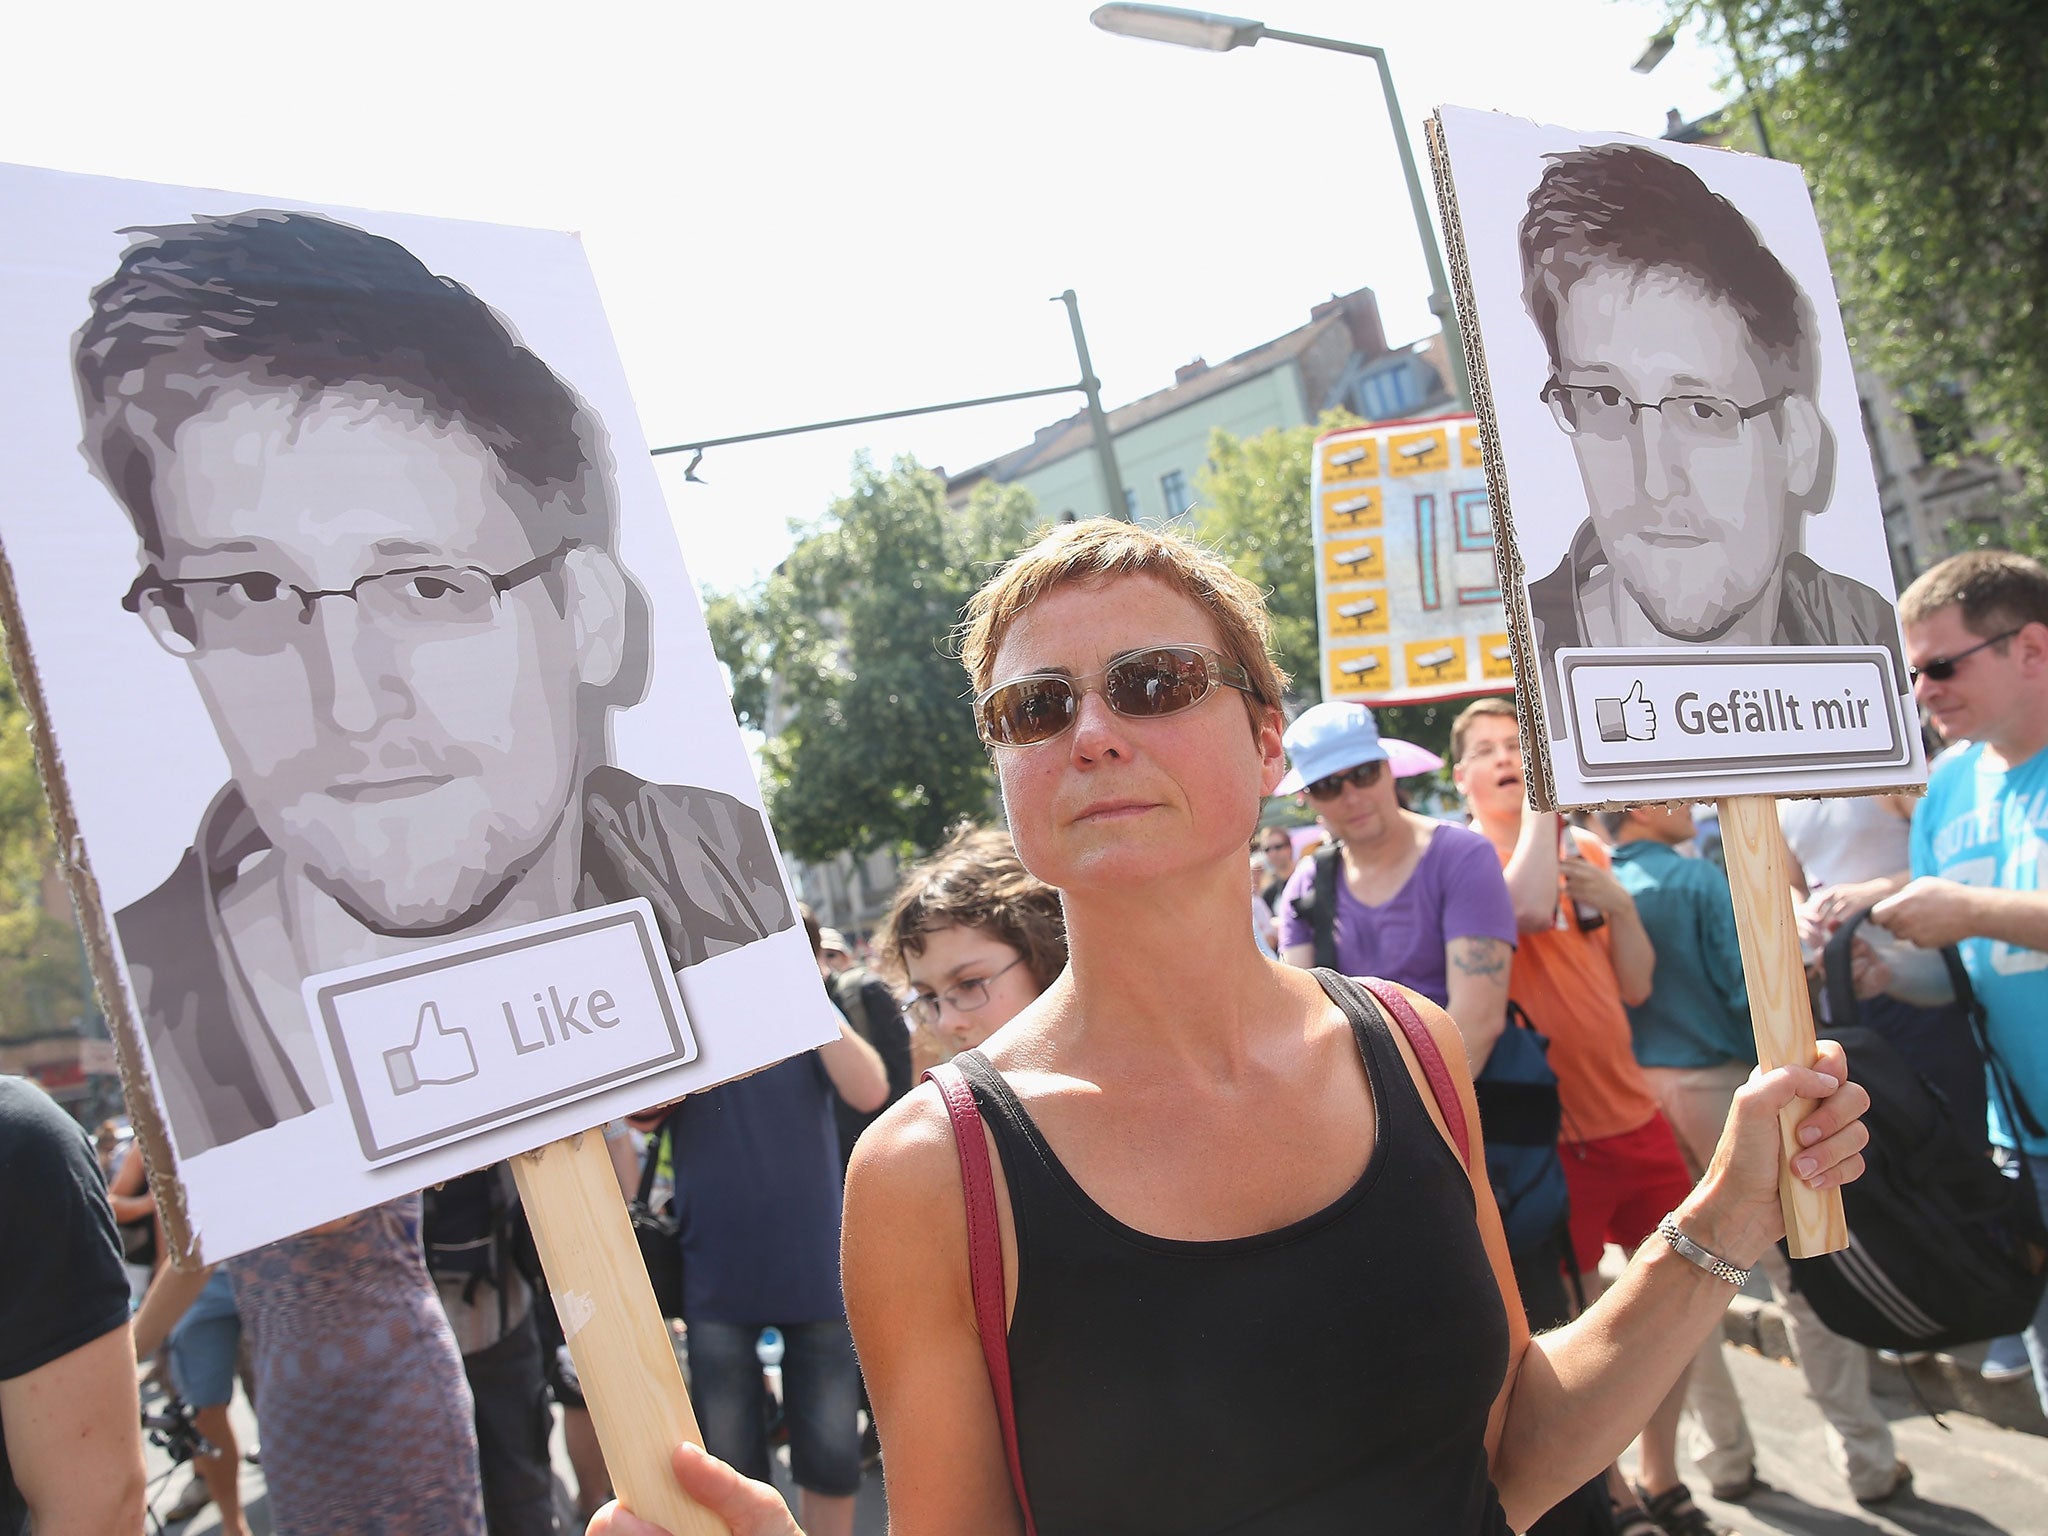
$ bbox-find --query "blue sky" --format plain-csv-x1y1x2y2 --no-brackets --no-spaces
8,0,1734,594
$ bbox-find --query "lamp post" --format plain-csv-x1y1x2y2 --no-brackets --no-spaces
1089,3,1470,410
1633,16,1776,161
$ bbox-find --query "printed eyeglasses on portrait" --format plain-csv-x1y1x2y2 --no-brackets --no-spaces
974,644,1258,748
122,539,579,656
1541,379,1791,445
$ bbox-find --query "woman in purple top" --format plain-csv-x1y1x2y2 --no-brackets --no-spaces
1277,701,1517,1072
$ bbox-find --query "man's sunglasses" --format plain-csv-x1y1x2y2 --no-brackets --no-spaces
1305,760,1385,800
1909,627,2021,684
975,644,1256,748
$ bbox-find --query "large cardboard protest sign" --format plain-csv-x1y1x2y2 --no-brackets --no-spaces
1,160,822,1528
1311,413,1513,706
1425,107,1924,813
1424,110,1929,1255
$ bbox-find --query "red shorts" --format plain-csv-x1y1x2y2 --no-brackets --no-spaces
1561,1114,1696,1273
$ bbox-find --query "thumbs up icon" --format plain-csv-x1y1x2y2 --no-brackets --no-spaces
384,1001,479,1095
1595,681,1656,743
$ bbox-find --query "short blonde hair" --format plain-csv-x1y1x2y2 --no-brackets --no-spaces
957,519,1287,728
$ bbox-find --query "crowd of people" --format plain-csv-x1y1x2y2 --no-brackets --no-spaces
13,526,2048,1536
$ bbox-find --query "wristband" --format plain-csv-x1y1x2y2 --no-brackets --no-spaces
1656,1213,1752,1287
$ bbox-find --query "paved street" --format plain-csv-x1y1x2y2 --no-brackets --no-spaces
147,1340,2043,1535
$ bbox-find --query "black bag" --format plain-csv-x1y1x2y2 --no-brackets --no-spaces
422,1165,511,1287
1296,844,1571,1259
1473,1004,1573,1259
1782,910,2048,1350
632,1113,685,1319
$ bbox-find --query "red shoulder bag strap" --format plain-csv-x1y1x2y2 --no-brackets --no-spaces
924,1061,1038,1535
1352,975,1471,1168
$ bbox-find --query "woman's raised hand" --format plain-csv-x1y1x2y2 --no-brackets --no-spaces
586,1442,803,1536
1687,1038,1870,1266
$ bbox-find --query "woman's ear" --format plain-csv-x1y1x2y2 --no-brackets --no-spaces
1257,705,1288,796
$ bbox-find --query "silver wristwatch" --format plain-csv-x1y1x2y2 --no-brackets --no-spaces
1656,1214,1752,1287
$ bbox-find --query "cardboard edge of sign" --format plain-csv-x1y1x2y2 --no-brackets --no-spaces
0,534,198,1262
1422,111,1925,816
1425,114,1551,806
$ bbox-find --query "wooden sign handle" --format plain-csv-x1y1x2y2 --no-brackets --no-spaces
512,1132,728,1536
1715,794,1848,1258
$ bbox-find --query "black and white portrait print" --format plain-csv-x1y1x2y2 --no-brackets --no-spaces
0,167,828,1258
1512,143,1903,734
76,211,790,1158
1429,109,1920,808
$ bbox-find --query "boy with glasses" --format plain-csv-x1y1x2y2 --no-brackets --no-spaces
1274,701,1517,1074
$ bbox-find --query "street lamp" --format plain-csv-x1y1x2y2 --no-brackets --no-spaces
1089,3,1471,410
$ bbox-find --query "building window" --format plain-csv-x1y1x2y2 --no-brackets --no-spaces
1160,470,1193,519
1122,487,1139,520
1358,359,1422,421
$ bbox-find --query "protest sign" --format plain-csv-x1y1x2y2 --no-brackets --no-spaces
1311,414,1514,706
1425,109,1925,1254
0,161,832,1530
1424,107,1922,811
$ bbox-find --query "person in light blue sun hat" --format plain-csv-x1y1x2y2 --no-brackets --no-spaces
1271,700,1516,1082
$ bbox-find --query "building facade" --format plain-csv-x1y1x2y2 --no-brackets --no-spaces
949,286,1452,524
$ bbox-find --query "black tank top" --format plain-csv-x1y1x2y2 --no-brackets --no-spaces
958,970,1513,1535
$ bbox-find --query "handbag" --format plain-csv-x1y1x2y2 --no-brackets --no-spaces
1783,909,2048,1349
630,1112,685,1319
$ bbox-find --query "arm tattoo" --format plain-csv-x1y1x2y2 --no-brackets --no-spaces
1449,937,1510,980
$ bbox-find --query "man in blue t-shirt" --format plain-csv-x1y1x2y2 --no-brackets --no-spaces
1872,550,2048,1415
669,909,888,1536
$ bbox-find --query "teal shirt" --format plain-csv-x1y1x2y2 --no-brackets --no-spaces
1610,840,1757,1070
1911,740,2048,1155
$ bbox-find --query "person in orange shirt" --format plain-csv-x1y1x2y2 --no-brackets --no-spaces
1452,698,1728,1536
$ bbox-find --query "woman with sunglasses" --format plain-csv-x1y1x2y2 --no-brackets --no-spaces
597,519,1870,1536
878,824,1068,1068
1274,699,1518,1073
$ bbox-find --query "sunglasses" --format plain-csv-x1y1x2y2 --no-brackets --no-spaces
1306,760,1386,800
975,644,1256,748
1909,627,2021,684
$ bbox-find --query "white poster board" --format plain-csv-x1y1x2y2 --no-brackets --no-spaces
0,162,840,1262
1427,107,1925,809
1311,413,1513,705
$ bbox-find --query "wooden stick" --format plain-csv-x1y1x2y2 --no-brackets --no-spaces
513,1132,727,1536
1716,794,1847,1258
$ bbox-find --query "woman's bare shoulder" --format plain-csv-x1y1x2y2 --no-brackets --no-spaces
847,1078,973,1214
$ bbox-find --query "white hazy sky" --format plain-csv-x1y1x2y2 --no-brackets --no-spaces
7,1,1731,596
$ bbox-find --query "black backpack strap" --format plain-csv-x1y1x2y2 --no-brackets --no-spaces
1822,908,1865,1031
1829,906,2047,1143
1311,845,1342,971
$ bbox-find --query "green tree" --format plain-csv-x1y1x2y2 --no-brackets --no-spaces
1191,410,1359,700
708,456,1043,865
0,643,90,1041
1671,0,2048,530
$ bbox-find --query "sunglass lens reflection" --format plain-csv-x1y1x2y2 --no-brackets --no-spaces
984,678,1077,746
1105,649,1208,717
